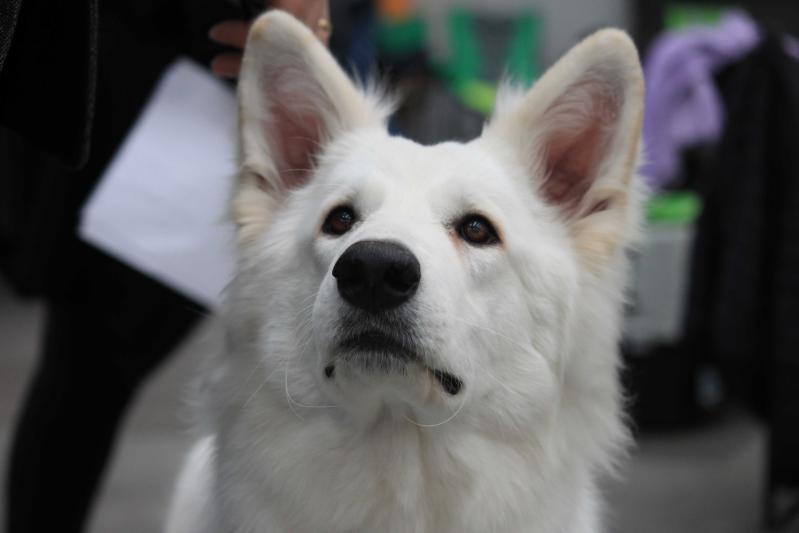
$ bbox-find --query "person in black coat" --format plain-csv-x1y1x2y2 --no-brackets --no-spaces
0,1,335,531
683,35,799,528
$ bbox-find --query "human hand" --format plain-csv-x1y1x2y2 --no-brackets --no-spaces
209,0,331,78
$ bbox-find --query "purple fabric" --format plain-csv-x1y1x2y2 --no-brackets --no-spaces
784,34,799,61
641,11,761,189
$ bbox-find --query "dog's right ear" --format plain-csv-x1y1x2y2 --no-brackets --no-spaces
233,11,386,236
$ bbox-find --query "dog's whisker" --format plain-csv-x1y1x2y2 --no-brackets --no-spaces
236,304,316,401
238,351,273,401
297,291,318,308
404,365,471,428
448,314,535,356
280,344,340,411
241,361,281,411
283,357,306,421
451,310,563,384
404,348,476,429
291,301,317,324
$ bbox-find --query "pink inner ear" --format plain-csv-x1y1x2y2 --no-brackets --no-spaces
539,76,620,215
258,65,334,193
270,104,323,191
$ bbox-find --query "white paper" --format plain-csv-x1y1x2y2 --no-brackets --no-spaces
79,59,237,308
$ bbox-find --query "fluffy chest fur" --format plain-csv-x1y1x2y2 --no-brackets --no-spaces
212,373,599,533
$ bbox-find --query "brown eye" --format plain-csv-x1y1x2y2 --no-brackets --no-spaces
457,214,500,246
322,206,357,236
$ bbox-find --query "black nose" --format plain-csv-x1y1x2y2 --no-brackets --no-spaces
332,240,421,312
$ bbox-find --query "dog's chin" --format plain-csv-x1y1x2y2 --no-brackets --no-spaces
324,334,463,397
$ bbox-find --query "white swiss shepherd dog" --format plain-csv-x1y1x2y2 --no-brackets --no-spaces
166,10,645,533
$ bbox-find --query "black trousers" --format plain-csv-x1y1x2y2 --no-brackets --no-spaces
5,242,202,532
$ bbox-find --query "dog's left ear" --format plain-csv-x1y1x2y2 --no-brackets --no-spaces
485,29,644,267
233,10,386,237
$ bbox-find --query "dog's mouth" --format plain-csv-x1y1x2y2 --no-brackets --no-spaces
326,329,463,396
338,330,418,362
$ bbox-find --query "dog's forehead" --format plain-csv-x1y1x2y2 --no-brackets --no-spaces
323,132,510,195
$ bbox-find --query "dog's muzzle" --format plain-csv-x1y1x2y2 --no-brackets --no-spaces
326,241,462,395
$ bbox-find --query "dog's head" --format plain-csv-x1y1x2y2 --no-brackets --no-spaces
229,11,643,431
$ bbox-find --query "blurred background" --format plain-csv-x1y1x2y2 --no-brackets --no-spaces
1,0,799,531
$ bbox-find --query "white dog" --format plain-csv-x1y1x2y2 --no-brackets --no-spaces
166,10,644,533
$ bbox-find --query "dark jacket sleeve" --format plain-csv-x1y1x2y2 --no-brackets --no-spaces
0,0,241,296
0,0,98,170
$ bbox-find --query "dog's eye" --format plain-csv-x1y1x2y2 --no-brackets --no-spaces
322,206,357,236
457,215,500,246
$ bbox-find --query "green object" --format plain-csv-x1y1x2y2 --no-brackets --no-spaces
665,4,727,30
448,9,483,84
443,8,542,115
380,7,543,116
452,79,497,116
376,16,426,57
647,191,702,224
507,14,542,86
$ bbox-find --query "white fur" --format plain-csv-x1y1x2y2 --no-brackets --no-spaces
167,10,644,533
